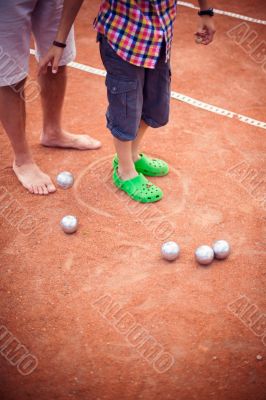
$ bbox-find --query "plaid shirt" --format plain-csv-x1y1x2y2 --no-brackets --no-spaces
94,0,177,69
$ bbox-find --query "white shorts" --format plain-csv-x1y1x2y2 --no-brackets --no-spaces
0,0,76,87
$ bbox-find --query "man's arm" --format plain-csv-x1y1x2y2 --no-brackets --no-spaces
39,0,84,74
55,0,84,43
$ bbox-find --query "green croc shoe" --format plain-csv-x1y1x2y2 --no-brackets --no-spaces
113,153,169,177
113,166,163,203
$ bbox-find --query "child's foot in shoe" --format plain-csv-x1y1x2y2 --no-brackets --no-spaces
113,153,169,177
113,166,163,203
117,167,138,181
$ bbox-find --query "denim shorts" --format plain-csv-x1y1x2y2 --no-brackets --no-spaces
98,33,171,141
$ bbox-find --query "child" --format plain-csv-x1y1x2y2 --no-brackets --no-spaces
40,0,215,203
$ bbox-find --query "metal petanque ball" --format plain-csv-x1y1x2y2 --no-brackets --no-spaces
195,245,214,266
60,215,78,234
212,240,230,260
56,171,74,189
161,241,180,261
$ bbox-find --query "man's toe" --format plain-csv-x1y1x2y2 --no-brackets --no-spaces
42,185,49,195
47,183,56,193
28,185,34,194
38,186,44,195
91,139,102,149
33,186,39,195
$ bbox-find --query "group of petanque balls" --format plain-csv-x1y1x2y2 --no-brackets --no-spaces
56,171,231,266
161,240,230,265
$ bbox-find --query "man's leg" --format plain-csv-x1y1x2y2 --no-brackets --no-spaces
0,0,56,195
0,81,56,195
32,0,101,150
39,66,101,150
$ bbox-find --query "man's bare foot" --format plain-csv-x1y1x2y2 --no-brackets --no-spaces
40,131,102,150
13,161,56,195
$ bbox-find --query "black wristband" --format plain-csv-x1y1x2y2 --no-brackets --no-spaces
198,8,214,17
53,40,67,48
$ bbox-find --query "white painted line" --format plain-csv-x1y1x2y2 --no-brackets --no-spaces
69,61,107,77
170,92,266,129
178,1,266,25
68,60,266,130
31,50,266,130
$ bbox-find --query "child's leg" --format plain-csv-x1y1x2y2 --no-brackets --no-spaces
142,42,171,134
98,34,144,176
132,120,149,162
99,34,163,202
114,138,137,180
116,116,152,178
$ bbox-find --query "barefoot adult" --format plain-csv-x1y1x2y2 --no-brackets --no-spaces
0,0,101,195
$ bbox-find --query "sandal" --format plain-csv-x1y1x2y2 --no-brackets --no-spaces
113,153,169,177
113,166,163,203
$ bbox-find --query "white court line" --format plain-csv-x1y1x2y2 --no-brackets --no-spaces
31,50,266,130
178,1,266,25
69,60,266,131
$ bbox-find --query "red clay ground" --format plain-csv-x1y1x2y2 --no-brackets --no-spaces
0,1,266,399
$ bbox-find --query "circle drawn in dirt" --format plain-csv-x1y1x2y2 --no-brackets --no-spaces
74,155,187,219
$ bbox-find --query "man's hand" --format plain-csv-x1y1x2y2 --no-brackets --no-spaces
38,0,84,74
38,46,64,75
195,15,216,45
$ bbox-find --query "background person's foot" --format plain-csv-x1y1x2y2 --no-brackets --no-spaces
13,161,56,195
41,131,102,150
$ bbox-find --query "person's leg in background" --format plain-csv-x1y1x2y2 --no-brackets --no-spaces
141,43,171,141
33,0,101,150
0,0,56,195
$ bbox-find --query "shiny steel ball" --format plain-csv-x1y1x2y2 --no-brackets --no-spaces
212,240,230,260
56,171,74,189
195,245,214,265
60,215,78,234
161,241,180,261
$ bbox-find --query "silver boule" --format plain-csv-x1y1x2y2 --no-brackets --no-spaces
212,240,230,259
60,215,78,234
56,171,74,189
195,245,214,265
161,241,180,261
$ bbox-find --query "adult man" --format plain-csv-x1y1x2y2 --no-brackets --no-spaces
0,0,101,195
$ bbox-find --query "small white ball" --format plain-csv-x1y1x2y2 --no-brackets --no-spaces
60,215,78,234
56,171,74,189
195,245,214,265
161,241,180,261
212,240,230,260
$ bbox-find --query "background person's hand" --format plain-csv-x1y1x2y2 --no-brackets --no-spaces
38,46,64,75
195,15,216,45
